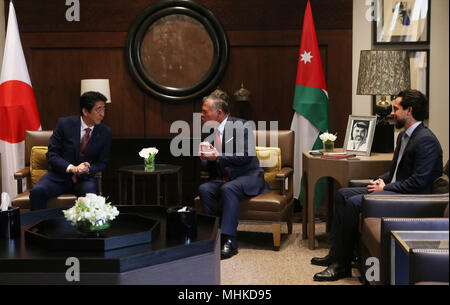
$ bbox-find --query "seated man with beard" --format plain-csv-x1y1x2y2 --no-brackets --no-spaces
311,89,443,281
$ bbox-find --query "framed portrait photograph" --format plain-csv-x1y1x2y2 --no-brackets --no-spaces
373,0,430,44
372,49,429,116
343,115,377,156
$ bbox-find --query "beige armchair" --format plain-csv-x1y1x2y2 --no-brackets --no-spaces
12,130,102,212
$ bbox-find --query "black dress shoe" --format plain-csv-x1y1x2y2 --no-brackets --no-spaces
221,238,238,260
313,262,352,282
311,253,335,266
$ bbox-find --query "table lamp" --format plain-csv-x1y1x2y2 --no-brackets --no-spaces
357,50,410,153
81,79,111,103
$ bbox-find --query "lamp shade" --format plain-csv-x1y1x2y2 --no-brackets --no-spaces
80,79,111,103
357,50,411,96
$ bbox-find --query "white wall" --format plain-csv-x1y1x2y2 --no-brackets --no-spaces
0,1,5,66
429,0,449,162
352,0,449,161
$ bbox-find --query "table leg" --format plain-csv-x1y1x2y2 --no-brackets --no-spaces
142,175,146,205
326,178,334,233
124,173,128,204
132,174,136,205
177,171,182,205
301,172,308,240
164,175,168,206
118,172,122,204
157,174,160,205
308,180,316,250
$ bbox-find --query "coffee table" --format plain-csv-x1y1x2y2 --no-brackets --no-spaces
0,205,220,285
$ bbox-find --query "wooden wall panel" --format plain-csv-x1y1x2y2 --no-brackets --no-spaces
5,0,352,204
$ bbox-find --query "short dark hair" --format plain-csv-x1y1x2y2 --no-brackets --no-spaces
202,89,230,115
396,89,428,121
80,91,107,116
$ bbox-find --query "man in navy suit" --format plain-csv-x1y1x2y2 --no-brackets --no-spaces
312,89,443,281
198,90,269,259
29,91,112,210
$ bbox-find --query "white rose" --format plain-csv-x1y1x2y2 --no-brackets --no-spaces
139,147,159,158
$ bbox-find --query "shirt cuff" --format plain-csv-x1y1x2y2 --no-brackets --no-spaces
66,164,74,173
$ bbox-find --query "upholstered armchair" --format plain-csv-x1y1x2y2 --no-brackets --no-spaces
12,130,102,212
409,248,449,285
194,130,295,250
359,193,449,285
350,160,449,284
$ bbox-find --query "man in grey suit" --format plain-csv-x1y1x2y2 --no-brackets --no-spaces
311,89,443,281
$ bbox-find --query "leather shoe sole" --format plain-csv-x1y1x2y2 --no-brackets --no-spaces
313,263,351,282
311,254,335,267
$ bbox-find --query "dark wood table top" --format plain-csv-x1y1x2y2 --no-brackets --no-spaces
119,164,182,175
0,205,218,274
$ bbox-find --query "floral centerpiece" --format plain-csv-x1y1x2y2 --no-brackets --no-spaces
319,131,337,152
139,147,159,171
63,193,119,234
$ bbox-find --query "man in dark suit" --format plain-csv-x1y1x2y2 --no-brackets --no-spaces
198,89,269,259
29,91,112,210
312,89,443,281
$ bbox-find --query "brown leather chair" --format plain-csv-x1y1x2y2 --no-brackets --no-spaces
194,130,295,250
12,130,102,212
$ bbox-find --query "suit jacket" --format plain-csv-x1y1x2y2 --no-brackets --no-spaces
201,116,269,196
46,115,112,180
379,123,442,194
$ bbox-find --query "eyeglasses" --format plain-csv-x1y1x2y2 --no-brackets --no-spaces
93,106,106,114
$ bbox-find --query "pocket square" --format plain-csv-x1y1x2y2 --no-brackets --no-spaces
225,137,234,144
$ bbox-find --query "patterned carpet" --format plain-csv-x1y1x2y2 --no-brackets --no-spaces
220,220,362,285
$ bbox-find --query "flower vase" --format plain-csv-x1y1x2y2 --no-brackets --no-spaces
76,219,110,236
144,155,155,171
323,141,334,152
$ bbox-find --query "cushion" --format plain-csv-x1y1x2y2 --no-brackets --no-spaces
432,160,449,194
256,146,281,190
30,146,48,186
432,175,449,194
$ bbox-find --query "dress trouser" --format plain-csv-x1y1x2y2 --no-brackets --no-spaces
329,187,397,263
29,171,98,210
198,179,249,237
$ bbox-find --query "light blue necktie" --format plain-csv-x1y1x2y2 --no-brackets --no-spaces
391,133,409,183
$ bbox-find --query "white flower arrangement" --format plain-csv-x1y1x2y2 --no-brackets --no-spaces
63,193,119,227
139,147,159,159
319,131,337,143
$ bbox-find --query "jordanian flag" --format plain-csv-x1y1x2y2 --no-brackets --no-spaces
290,0,329,210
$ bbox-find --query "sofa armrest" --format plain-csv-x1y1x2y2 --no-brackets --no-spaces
349,179,371,187
410,249,449,284
14,167,30,193
275,167,293,196
14,167,30,180
362,193,449,218
380,217,449,285
275,167,293,180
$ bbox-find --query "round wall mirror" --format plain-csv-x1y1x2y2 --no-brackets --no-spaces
126,0,229,103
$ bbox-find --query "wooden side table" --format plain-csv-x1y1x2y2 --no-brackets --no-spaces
118,164,182,205
301,149,392,249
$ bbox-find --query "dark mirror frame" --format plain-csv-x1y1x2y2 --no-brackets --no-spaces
126,0,229,104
